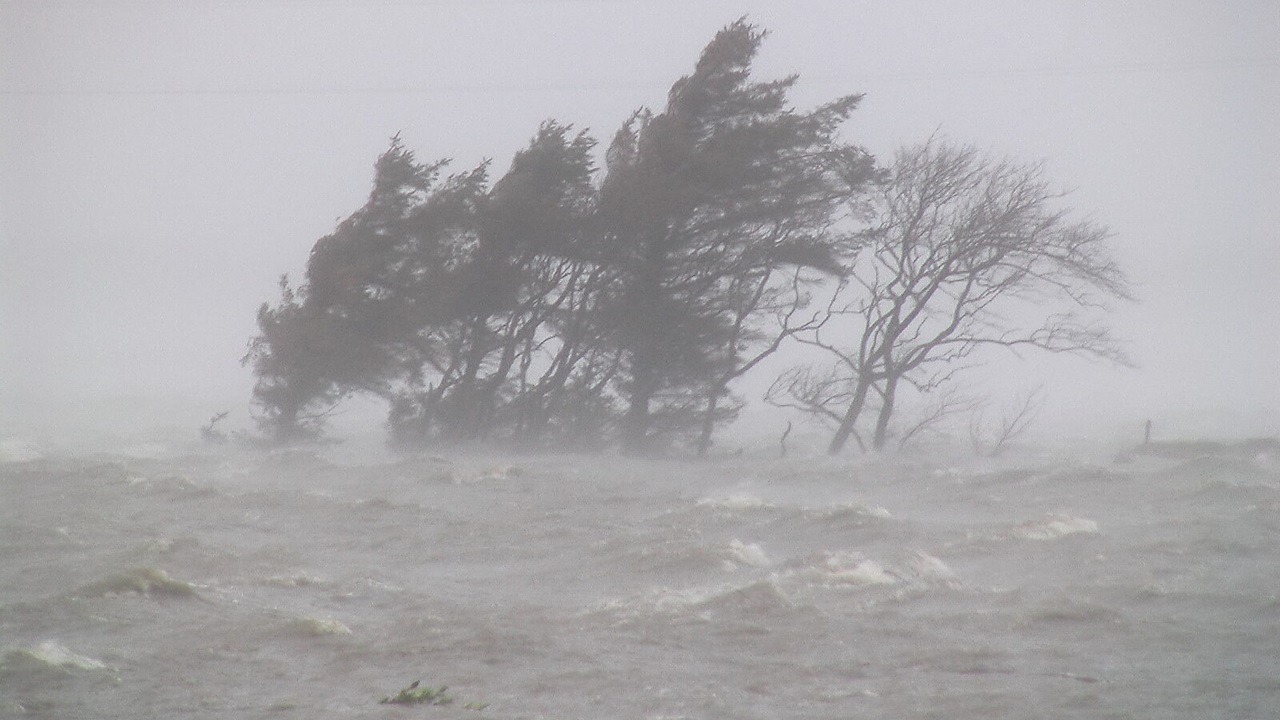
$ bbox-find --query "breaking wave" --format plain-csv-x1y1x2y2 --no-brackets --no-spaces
73,567,199,599
1013,514,1100,540
0,641,112,678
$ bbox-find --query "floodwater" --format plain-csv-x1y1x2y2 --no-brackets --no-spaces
2,443,1277,718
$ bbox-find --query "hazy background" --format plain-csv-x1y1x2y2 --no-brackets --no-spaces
2,0,1277,449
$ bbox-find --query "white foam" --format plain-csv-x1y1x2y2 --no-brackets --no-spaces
591,578,792,619
827,558,897,585
696,494,772,510
789,550,899,586
726,539,770,568
908,551,957,581
811,501,892,520
1016,514,1100,540
289,616,352,636
2,641,110,674
264,571,326,588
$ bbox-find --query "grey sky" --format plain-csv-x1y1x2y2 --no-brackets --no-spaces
2,0,1277,442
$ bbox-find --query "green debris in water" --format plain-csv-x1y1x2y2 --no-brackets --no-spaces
379,680,453,706
377,681,489,710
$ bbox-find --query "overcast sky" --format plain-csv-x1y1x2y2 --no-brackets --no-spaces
2,0,1277,444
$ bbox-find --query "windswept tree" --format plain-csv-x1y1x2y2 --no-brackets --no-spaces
598,18,874,453
244,19,887,453
246,125,609,447
386,121,608,447
243,138,457,443
242,276,349,443
770,138,1132,454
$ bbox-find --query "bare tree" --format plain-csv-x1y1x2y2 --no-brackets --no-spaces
968,385,1048,457
893,383,983,451
776,138,1132,454
692,263,837,455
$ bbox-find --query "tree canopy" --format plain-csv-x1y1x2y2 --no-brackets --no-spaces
244,20,1128,456
245,19,875,453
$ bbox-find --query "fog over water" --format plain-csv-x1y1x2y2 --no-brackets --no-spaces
2,1,1278,449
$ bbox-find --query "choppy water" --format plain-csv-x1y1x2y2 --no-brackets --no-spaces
2,444,1278,718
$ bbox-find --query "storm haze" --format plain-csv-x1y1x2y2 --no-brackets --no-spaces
2,1,1277,448
3,5,1280,717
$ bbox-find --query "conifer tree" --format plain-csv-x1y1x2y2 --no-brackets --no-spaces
597,19,873,452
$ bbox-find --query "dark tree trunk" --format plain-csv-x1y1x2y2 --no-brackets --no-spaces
273,402,302,445
623,350,657,453
871,375,898,451
827,378,871,454
695,389,721,457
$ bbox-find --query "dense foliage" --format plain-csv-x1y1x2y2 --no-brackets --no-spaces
244,20,874,452
244,20,1128,455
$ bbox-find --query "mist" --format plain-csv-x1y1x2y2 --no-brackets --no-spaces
2,1,1277,453
3,5,1280,716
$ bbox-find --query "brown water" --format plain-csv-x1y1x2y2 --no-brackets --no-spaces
2,446,1277,718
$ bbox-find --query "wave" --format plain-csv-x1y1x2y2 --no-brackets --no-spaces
604,536,767,576
285,616,352,637
591,547,961,624
124,473,221,499
262,571,327,588
586,576,795,622
800,501,894,529
72,567,199,599
1012,514,1100,541
726,539,770,568
1018,595,1126,626
695,493,774,511
781,550,899,587
692,578,794,617
778,548,958,587
0,641,112,679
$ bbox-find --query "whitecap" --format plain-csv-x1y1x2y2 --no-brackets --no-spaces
589,578,793,620
74,567,199,598
693,578,793,615
0,641,110,677
287,616,352,637
582,586,707,619
696,494,772,510
808,501,892,521
726,539,770,568
786,550,899,586
907,550,957,581
825,557,897,586
1015,514,1100,540
264,571,326,588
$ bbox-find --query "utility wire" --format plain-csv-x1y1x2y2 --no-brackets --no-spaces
3,57,1277,97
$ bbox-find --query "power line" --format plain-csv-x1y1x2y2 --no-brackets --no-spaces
3,57,1276,97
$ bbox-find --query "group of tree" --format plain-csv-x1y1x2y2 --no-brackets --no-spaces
244,19,1131,455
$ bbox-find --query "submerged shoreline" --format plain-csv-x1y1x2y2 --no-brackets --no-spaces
2,445,1277,718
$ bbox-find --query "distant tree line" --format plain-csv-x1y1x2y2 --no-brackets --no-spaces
244,19,1130,455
